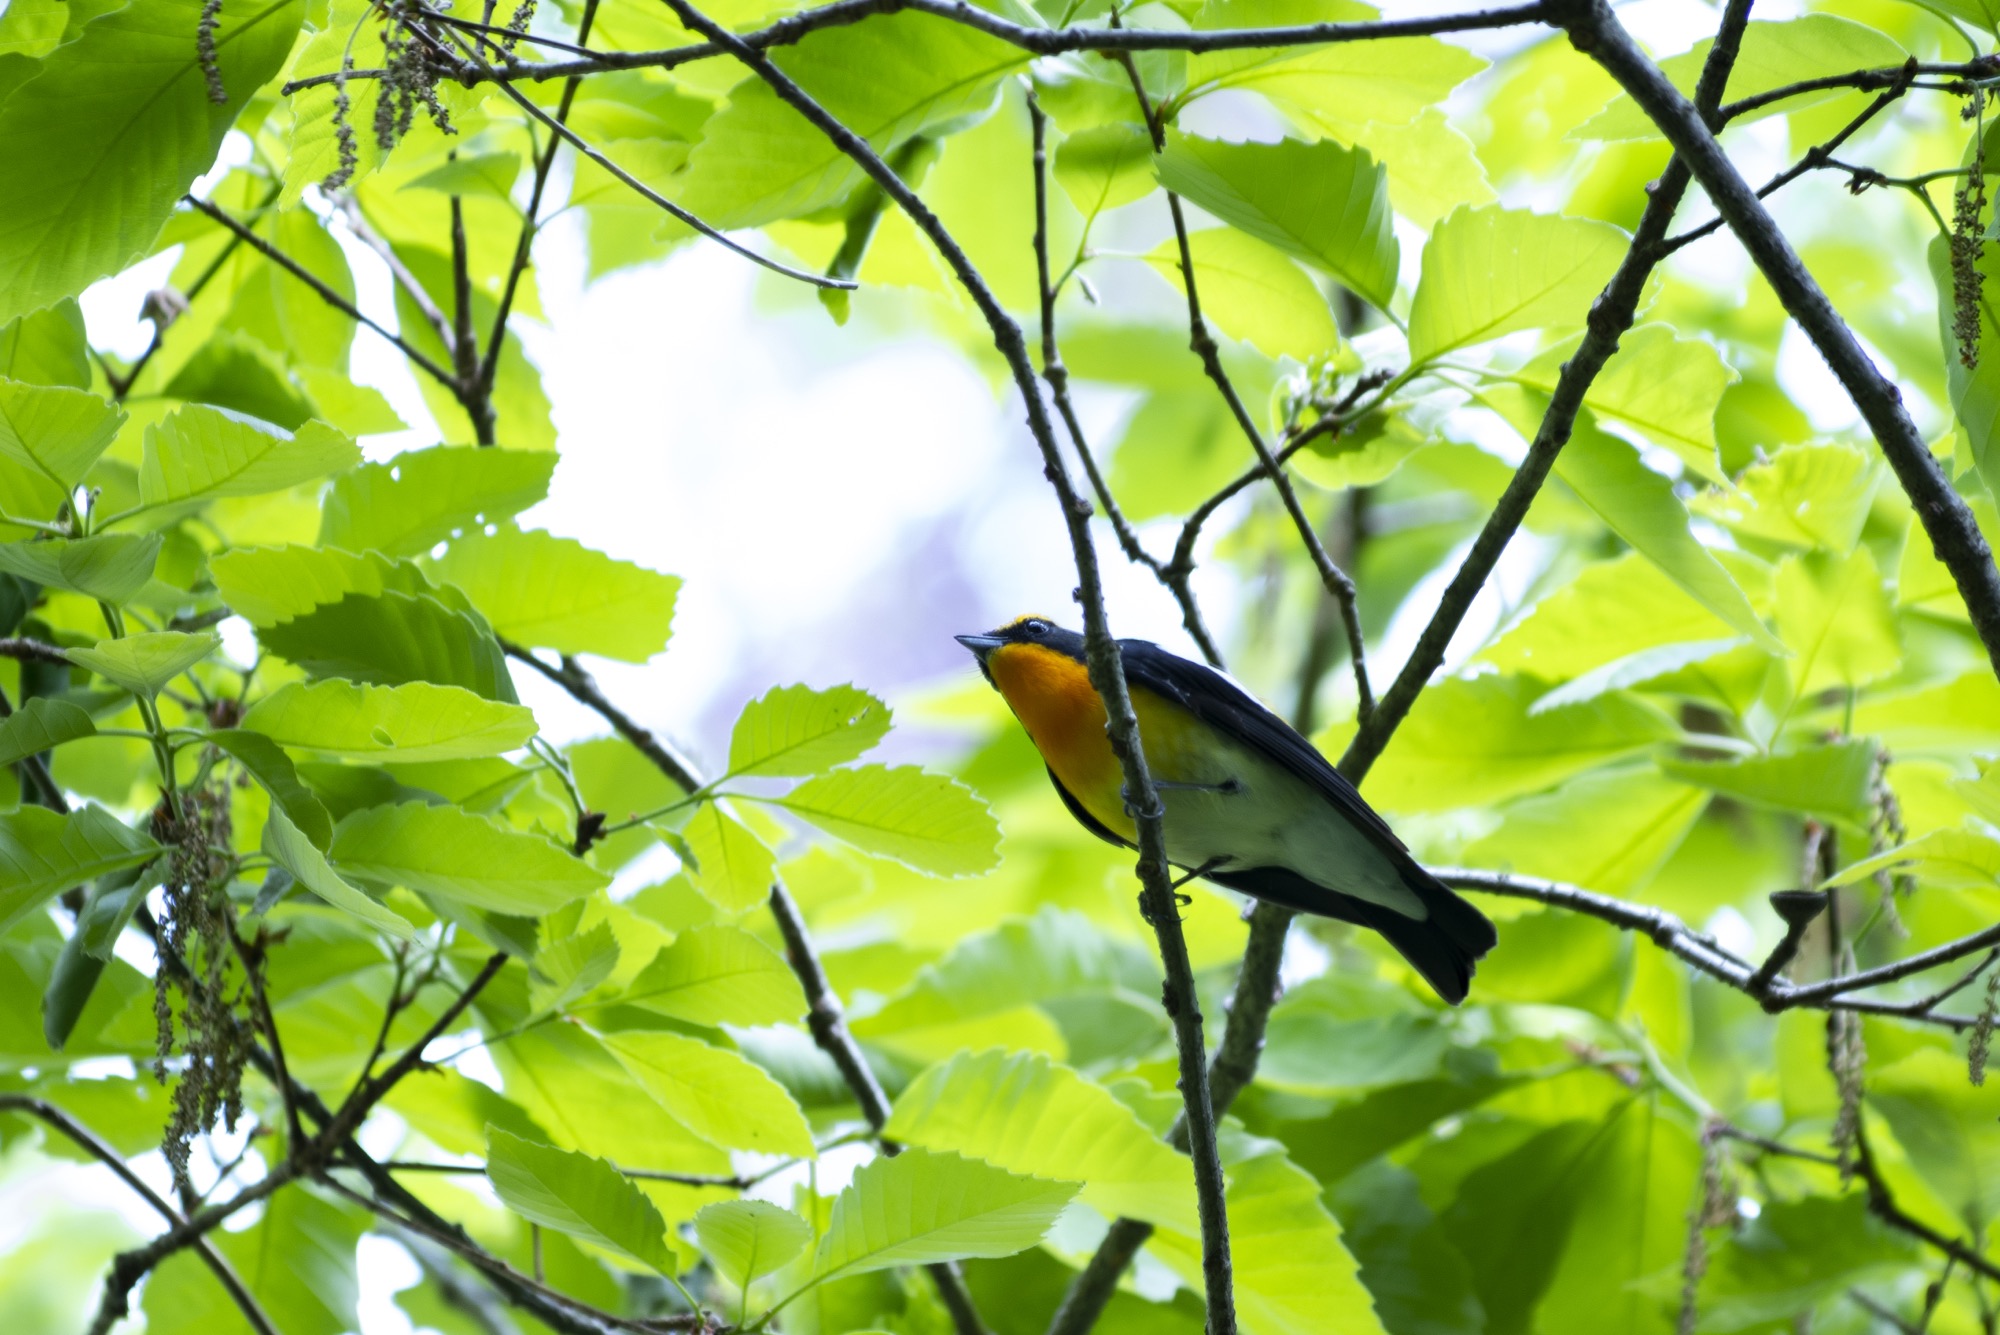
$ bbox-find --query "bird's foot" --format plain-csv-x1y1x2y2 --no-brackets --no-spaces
1119,785,1165,821
1171,856,1231,890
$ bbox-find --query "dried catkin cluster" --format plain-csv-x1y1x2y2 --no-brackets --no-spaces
152,781,251,1204
1952,98,1988,369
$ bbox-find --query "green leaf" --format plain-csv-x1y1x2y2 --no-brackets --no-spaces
0,805,159,935
1365,674,1675,813
681,801,777,913
854,907,1156,1037
1693,443,1882,553
679,12,1027,227
1154,1153,1391,1335
886,1048,1196,1232
241,679,537,763
0,532,161,603
530,922,619,1014
1185,0,1485,139
0,377,123,489
1527,638,1746,714
403,150,523,203
1156,131,1398,308
729,683,891,778
257,589,518,703
1871,1048,2000,1224
68,630,218,698
43,862,150,1050
1464,767,1707,897
1577,16,1906,141
0,696,93,767
1661,739,1878,824
1543,418,1780,651
597,1028,816,1156
1696,1194,1916,1329
0,0,305,322
1852,670,2000,755
210,544,472,627
318,446,557,557
0,300,90,390
484,1128,674,1272
1407,206,1627,362
1054,123,1156,220
208,727,334,847
1485,550,1769,682
1775,547,1900,695
694,1199,812,1292
1515,324,1736,482
261,801,418,941
812,1148,1078,1279
1144,228,1340,362
427,526,681,663
1825,824,2000,892
620,924,807,1026
138,406,359,507
773,764,1001,876
329,801,609,915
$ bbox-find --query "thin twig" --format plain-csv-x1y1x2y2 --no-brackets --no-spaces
284,0,1554,90
0,1096,278,1335
183,194,460,389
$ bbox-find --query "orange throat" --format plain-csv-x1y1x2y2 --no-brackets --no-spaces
987,642,1123,822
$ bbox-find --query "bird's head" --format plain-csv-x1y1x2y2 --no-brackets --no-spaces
955,615,1086,685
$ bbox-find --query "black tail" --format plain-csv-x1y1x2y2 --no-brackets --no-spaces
1209,861,1497,1005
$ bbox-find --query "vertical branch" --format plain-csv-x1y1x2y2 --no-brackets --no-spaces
478,0,602,409
449,194,497,444
1050,4,1762,1328
1108,42,1372,713
1026,91,1226,667
650,6,1236,1329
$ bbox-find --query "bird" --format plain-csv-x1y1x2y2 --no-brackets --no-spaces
956,615,1496,1003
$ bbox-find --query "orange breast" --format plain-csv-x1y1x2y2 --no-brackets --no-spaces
986,643,1126,831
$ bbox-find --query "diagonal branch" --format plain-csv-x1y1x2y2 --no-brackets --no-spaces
1049,7,1762,1327
1557,0,2000,679
0,1096,278,1335
182,194,461,390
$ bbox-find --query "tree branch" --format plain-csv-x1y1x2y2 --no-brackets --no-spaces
182,194,462,390
287,0,1553,89
1558,0,2000,679
0,1096,278,1335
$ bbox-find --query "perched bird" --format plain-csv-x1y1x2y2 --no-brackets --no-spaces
957,616,1496,1003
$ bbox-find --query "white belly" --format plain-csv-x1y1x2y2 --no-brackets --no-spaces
1152,735,1422,918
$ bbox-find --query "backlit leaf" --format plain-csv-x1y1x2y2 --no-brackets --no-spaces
597,1028,816,1157
1156,131,1398,308
886,1047,1197,1232
485,1128,674,1271
0,805,159,936
138,406,359,507
1408,206,1627,362
0,0,305,321
241,680,536,762
695,1200,812,1292
681,801,777,913
0,533,161,604
68,630,218,698
620,924,807,1026
728,683,891,778
0,696,94,767
257,590,518,703
427,526,681,663
812,1149,1077,1279
1144,228,1340,362
772,764,1001,877
261,802,418,941
330,801,608,915
318,446,556,557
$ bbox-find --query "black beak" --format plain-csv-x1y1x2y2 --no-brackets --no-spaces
955,633,1005,659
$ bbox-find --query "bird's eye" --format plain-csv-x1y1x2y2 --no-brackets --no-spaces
1023,619,1050,637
